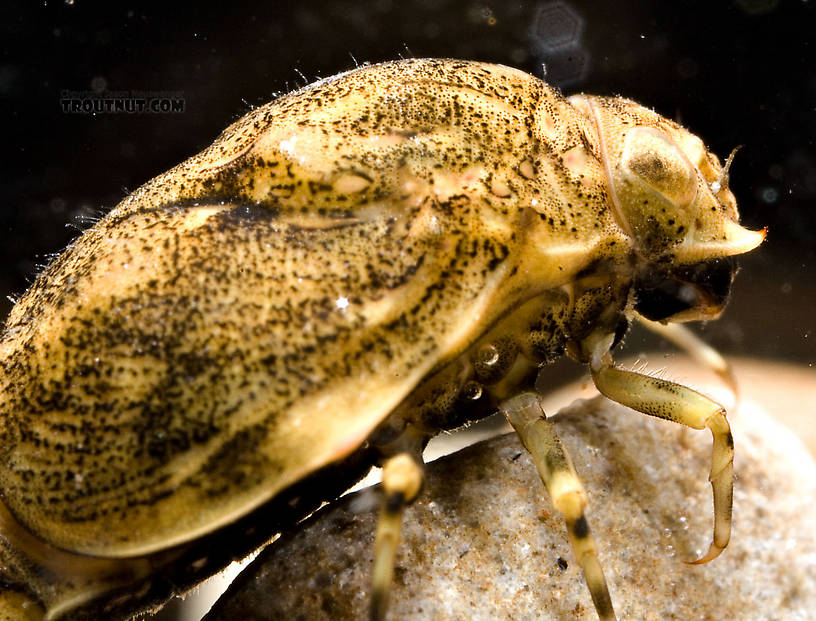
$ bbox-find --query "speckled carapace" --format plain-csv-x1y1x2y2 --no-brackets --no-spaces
0,59,763,619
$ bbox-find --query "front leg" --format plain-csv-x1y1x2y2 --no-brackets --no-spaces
586,332,733,564
637,316,738,398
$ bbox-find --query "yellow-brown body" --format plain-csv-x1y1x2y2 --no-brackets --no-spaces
0,59,762,618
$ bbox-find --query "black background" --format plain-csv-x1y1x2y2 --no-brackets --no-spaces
2,0,813,364
1,1,814,618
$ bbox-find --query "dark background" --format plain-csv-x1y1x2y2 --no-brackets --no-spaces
1,1,813,360
1,1,813,618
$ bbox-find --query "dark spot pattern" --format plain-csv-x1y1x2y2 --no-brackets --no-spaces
0,59,628,559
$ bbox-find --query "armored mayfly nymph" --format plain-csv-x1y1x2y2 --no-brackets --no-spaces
0,59,764,620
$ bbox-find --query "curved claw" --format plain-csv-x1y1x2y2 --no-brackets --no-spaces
686,412,733,565
685,467,732,565
686,540,726,565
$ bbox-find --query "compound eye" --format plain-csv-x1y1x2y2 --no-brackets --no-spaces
621,127,698,208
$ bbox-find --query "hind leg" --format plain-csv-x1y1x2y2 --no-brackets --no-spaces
370,451,424,621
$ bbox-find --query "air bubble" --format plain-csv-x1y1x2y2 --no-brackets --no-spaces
478,343,500,366
462,381,483,400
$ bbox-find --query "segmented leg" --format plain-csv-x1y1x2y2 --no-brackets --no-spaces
587,332,733,564
637,316,738,398
370,453,424,621
500,392,616,621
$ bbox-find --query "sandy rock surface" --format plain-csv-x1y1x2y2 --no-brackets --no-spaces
206,391,816,620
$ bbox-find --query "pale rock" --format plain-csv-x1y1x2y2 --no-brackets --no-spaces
206,392,816,620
